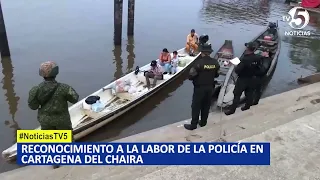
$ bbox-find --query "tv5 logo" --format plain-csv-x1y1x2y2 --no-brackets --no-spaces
54,132,68,139
283,7,310,30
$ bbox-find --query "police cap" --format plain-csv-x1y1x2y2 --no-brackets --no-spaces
200,43,213,53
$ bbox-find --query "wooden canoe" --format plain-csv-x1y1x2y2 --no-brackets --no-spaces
2,48,201,161
212,40,235,97
217,22,281,107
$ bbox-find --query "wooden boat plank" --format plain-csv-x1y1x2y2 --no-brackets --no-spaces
257,39,278,44
213,40,235,90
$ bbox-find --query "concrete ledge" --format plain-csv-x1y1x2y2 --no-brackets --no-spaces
1,82,320,179
136,111,320,180
116,82,320,143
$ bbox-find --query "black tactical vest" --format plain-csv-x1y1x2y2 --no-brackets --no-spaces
192,56,219,87
238,54,265,78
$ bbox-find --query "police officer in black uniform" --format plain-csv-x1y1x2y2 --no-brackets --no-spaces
224,42,265,115
251,23,276,106
184,42,220,130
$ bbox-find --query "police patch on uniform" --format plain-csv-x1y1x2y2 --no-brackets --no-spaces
204,65,216,69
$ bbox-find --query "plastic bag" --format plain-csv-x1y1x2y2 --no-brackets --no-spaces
179,59,187,67
124,85,130,92
124,79,131,86
91,100,105,112
130,78,139,86
82,101,91,110
111,79,134,94
113,80,126,93
128,86,137,94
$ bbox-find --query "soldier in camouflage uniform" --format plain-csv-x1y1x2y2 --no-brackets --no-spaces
28,61,79,168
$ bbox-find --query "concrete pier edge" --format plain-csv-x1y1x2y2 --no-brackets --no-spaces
1,82,320,179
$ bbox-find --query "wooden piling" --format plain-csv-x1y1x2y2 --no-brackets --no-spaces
127,0,135,36
1,56,21,143
126,36,135,73
113,46,123,80
114,0,123,45
0,1,10,57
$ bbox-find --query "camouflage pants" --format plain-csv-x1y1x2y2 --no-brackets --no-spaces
40,119,74,169
40,120,74,142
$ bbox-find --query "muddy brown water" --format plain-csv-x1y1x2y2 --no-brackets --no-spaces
1,0,320,173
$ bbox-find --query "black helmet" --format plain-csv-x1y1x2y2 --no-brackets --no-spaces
200,43,213,53
199,34,209,44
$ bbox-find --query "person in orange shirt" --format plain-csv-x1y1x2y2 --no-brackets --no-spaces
185,29,199,55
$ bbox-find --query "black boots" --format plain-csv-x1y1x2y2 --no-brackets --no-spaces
184,121,207,130
225,105,251,116
224,109,235,115
198,121,207,127
241,105,250,111
184,124,197,130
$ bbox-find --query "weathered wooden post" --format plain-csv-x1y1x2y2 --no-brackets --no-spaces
113,46,123,80
0,1,10,57
114,0,123,45
1,56,21,143
1,56,19,119
127,0,135,36
126,36,135,73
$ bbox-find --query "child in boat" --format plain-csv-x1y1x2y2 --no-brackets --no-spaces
159,48,171,73
170,51,179,74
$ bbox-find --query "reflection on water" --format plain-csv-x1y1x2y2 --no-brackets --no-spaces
308,13,320,29
126,37,135,73
200,0,271,25
284,11,320,72
1,57,21,144
113,37,135,80
113,45,123,80
289,36,320,71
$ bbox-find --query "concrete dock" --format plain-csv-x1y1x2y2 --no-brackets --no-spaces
1,82,320,180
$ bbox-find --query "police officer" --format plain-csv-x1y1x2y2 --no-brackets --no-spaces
224,42,264,115
28,61,79,168
184,43,220,130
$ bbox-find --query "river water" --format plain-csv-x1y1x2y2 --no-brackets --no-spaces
0,0,319,173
